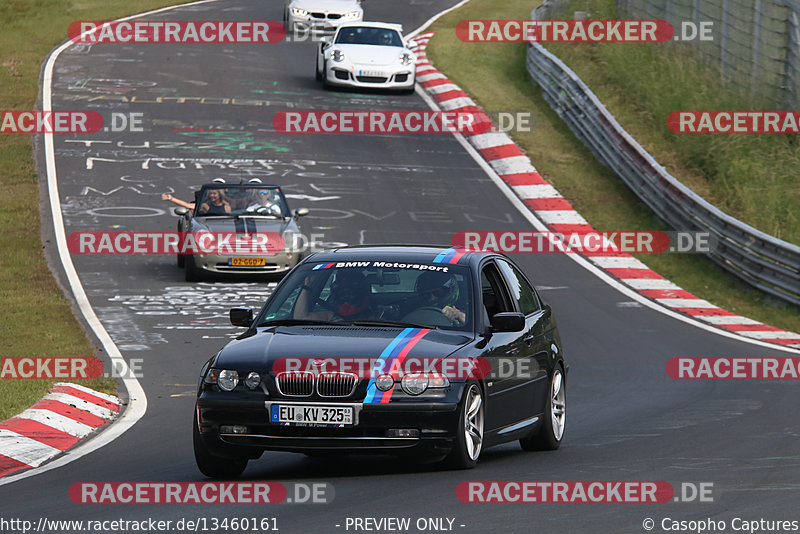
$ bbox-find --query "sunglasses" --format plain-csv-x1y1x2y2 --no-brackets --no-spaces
257,191,272,196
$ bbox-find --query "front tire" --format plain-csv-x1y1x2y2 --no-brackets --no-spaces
193,417,248,479
444,382,484,469
520,366,565,451
185,256,201,282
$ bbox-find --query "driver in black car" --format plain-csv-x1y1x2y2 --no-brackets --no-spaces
294,270,372,321
409,272,466,326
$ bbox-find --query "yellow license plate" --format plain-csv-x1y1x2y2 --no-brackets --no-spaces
229,257,266,266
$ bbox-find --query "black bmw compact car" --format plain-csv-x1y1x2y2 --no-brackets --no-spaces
194,246,567,477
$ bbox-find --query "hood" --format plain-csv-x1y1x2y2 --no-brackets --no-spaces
334,44,408,67
292,0,361,12
215,326,472,372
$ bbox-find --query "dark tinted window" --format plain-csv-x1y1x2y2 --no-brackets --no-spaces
497,259,539,315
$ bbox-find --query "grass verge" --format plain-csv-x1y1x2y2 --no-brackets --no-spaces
0,0,191,421
426,0,800,334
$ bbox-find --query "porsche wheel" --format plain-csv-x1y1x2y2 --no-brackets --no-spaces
444,382,484,469
520,366,565,451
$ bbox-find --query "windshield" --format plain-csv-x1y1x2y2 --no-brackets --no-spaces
335,27,403,47
260,262,473,331
196,185,287,217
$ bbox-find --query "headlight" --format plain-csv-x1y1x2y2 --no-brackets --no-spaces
217,369,239,391
245,372,261,389
400,52,414,65
401,374,428,395
375,374,394,392
332,49,345,62
344,10,361,19
291,7,309,17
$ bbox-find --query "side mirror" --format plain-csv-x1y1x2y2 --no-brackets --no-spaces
174,207,188,216
490,312,525,333
295,207,309,217
230,307,254,327
321,36,332,48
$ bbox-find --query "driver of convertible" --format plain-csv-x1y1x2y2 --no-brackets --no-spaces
413,271,466,325
294,270,372,321
246,188,282,216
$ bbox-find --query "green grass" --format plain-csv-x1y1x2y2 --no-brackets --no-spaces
426,0,800,334
0,0,190,420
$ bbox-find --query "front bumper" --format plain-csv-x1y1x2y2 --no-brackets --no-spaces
197,392,461,456
188,251,299,275
288,15,359,35
325,63,415,90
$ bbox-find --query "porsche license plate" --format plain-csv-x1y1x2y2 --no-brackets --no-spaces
229,257,265,267
271,404,353,426
358,70,386,77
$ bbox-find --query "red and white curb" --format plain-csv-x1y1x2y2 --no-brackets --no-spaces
0,383,120,478
408,32,800,351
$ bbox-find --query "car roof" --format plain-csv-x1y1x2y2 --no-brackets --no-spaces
304,245,495,268
336,21,404,32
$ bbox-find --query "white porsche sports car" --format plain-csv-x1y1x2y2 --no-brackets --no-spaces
284,0,363,34
316,22,416,93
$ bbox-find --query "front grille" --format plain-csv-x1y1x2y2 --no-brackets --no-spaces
356,76,388,83
327,13,342,19
276,371,313,396
317,372,358,397
310,12,326,19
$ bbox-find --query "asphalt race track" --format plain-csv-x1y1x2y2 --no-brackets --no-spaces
3,1,799,532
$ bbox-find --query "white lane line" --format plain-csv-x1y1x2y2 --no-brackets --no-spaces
0,430,61,467
13,410,94,438
737,331,800,340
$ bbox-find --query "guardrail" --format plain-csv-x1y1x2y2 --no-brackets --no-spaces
526,0,800,306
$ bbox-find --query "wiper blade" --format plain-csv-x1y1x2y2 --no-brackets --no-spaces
345,320,436,330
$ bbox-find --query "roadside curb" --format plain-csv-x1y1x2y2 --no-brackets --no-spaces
408,32,800,351
0,383,121,478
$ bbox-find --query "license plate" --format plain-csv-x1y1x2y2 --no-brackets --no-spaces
358,70,386,77
271,404,354,426
229,257,265,266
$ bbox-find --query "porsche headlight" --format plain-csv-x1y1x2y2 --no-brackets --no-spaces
291,7,309,17
400,52,414,65
332,49,345,62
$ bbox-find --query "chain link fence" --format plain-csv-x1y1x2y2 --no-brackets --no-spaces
618,0,800,109
527,0,800,306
